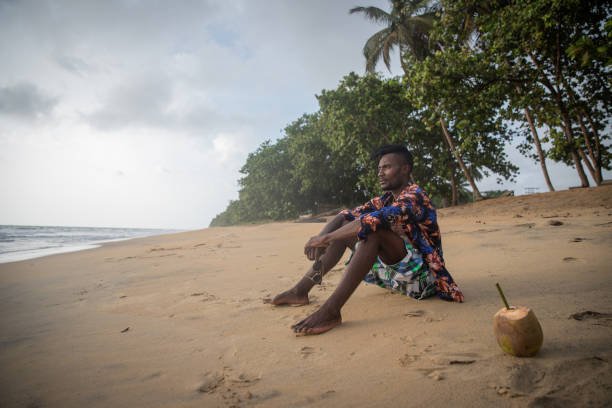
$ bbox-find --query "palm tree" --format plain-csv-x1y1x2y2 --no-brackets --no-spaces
349,0,435,73
351,0,484,201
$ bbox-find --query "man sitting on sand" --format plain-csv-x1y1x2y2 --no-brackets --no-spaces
271,144,464,335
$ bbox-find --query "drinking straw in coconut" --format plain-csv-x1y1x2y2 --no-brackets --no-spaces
495,282,511,309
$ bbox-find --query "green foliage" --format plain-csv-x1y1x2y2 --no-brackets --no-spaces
211,73,517,226
212,0,611,226
404,47,519,184
316,73,461,200
435,0,611,184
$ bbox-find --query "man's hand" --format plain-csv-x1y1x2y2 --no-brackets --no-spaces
304,234,330,260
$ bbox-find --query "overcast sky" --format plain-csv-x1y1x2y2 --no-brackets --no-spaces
0,0,606,230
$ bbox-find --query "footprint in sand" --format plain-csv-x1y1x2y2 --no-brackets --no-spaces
246,390,281,404
569,310,612,327
490,363,545,398
569,310,612,320
197,371,224,394
404,310,425,318
427,370,445,381
523,357,610,406
149,247,182,252
422,344,434,353
507,364,545,395
297,390,337,405
141,371,162,381
190,291,218,302
154,253,177,258
300,346,315,359
398,354,419,367
226,371,260,386
196,368,260,402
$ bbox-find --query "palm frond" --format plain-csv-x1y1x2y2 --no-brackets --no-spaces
363,27,394,73
349,6,392,25
382,30,399,71
352,0,440,72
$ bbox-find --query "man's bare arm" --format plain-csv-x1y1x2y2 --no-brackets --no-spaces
324,219,361,243
304,219,361,260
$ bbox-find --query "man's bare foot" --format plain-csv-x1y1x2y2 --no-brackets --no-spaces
291,307,342,335
266,288,309,306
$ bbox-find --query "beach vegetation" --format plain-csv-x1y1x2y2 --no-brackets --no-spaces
210,0,611,226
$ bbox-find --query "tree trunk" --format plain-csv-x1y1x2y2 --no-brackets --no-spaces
576,113,602,185
449,158,458,206
558,105,590,187
583,109,603,183
439,117,483,201
558,73,602,185
529,53,590,187
576,145,597,183
451,169,459,207
514,83,555,191
523,107,555,192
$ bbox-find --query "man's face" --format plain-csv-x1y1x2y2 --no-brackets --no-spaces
377,153,409,191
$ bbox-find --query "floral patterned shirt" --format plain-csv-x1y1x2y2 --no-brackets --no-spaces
340,183,464,302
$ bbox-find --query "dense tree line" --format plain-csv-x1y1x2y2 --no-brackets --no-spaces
210,0,610,227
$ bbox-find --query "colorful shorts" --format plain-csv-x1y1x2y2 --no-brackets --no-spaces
357,239,436,300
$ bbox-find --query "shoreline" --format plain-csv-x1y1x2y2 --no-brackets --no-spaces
0,227,189,265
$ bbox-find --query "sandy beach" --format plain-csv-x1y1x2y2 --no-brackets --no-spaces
1,186,611,407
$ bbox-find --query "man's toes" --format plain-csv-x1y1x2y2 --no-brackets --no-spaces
291,318,306,329
293,318,313,332
295,325,314,336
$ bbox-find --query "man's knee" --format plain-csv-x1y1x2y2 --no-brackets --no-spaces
329,213,352,230
340,218,352,227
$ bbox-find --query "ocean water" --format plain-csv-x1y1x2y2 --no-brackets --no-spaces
0,225,178,264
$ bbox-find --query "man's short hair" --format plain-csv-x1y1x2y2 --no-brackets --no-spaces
372,144,413,169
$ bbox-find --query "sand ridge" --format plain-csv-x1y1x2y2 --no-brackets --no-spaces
0,185,611,407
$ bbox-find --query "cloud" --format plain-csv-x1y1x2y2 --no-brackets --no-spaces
83,71,251,135
54,55,95,76
84,73,174,130
211,132,250,164
0,82,57,118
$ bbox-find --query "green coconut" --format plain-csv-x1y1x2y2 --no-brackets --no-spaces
493,306,543,357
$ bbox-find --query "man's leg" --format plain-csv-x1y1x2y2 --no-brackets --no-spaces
271,215,356,306
292,228,406,335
